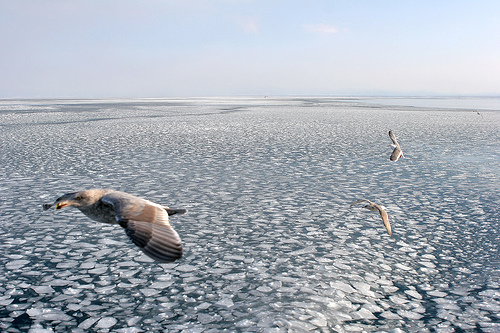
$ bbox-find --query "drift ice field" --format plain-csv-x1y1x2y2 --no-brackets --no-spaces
0,97,499,332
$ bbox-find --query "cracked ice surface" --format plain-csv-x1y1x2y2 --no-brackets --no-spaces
0,97,499,332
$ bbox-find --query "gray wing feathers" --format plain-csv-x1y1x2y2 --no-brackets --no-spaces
389,130,399,145
101,192,183,263
390,146,403,161
125,220,182,263
374,205,393,237
350,199,372,207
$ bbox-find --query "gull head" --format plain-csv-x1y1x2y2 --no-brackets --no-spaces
43,189,107,210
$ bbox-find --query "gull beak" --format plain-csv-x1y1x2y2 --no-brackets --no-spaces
43,200,72,211
55,201,71,210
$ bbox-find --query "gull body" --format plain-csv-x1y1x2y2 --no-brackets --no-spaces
350,199,393,237
43,189,185,263
388,130,404,162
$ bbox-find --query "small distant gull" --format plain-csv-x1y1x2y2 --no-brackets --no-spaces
43,189,185,263
350,199,393,237
388,130,404,162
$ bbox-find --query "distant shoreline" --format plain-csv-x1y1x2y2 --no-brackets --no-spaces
1,96,500,111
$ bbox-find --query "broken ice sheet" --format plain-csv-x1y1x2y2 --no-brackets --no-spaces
0,98,499,332
26,307,73,321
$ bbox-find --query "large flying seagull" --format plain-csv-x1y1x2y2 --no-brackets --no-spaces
44,189,185,263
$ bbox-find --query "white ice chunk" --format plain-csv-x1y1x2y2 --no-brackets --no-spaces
405,289,423,299
380,311,401,319
27,308,72,321
310,317,328,327
360,303,383,313
78,315,98,329
331,281,356,293
194,302,211,311
378,263,392,271
127,317,141,326
352,308,377,320
0,295,13,306
419,261,436,268
290,246,316,255
479,289,500,298
257,286,273,293
46,279,70,287
397,309,423,320
79,261,96,269
114,328,143,333
95,317,118,329
140,289,160,297
342,324,365,332
389,295,409,305
224,255,246,261
351,281,376,297
88,267,108,274
215,298,234,308
394,263,412,271
150,281,174,289
31,286,55,294
235,319,256,327
175,264,197,272
382,285,399,293
224,272,246,280
197,313,216,324
25,323,54,332
117,261,139,267
427,290,447,297
6,260,30,270
421,254,437,260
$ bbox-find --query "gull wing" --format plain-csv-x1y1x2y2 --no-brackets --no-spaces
374,204,393,237
390,146,403,161
388,130,399,146
101,192,183,263
350,199,373,207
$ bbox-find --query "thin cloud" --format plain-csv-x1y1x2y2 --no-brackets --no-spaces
237,16,259,33
303,23,338,34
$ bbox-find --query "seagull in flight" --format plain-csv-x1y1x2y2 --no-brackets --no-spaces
43,189,186,263
388,130,404,162
350,199,393,237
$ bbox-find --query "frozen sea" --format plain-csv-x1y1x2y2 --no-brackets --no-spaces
0,97,499,332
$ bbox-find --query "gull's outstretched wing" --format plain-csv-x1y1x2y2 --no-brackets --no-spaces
390,146,404,161
388,130,399,146
101,192,183,263
374,204,393,237
350,199,373,207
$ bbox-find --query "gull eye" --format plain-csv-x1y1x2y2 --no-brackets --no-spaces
75,196,83,201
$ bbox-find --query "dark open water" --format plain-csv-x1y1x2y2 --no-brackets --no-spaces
0,97,499,332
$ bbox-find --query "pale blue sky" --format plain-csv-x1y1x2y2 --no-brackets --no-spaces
1,0,499,98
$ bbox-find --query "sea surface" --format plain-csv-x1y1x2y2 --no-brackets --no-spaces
0,97,499,332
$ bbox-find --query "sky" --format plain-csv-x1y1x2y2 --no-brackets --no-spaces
1,0,500,98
